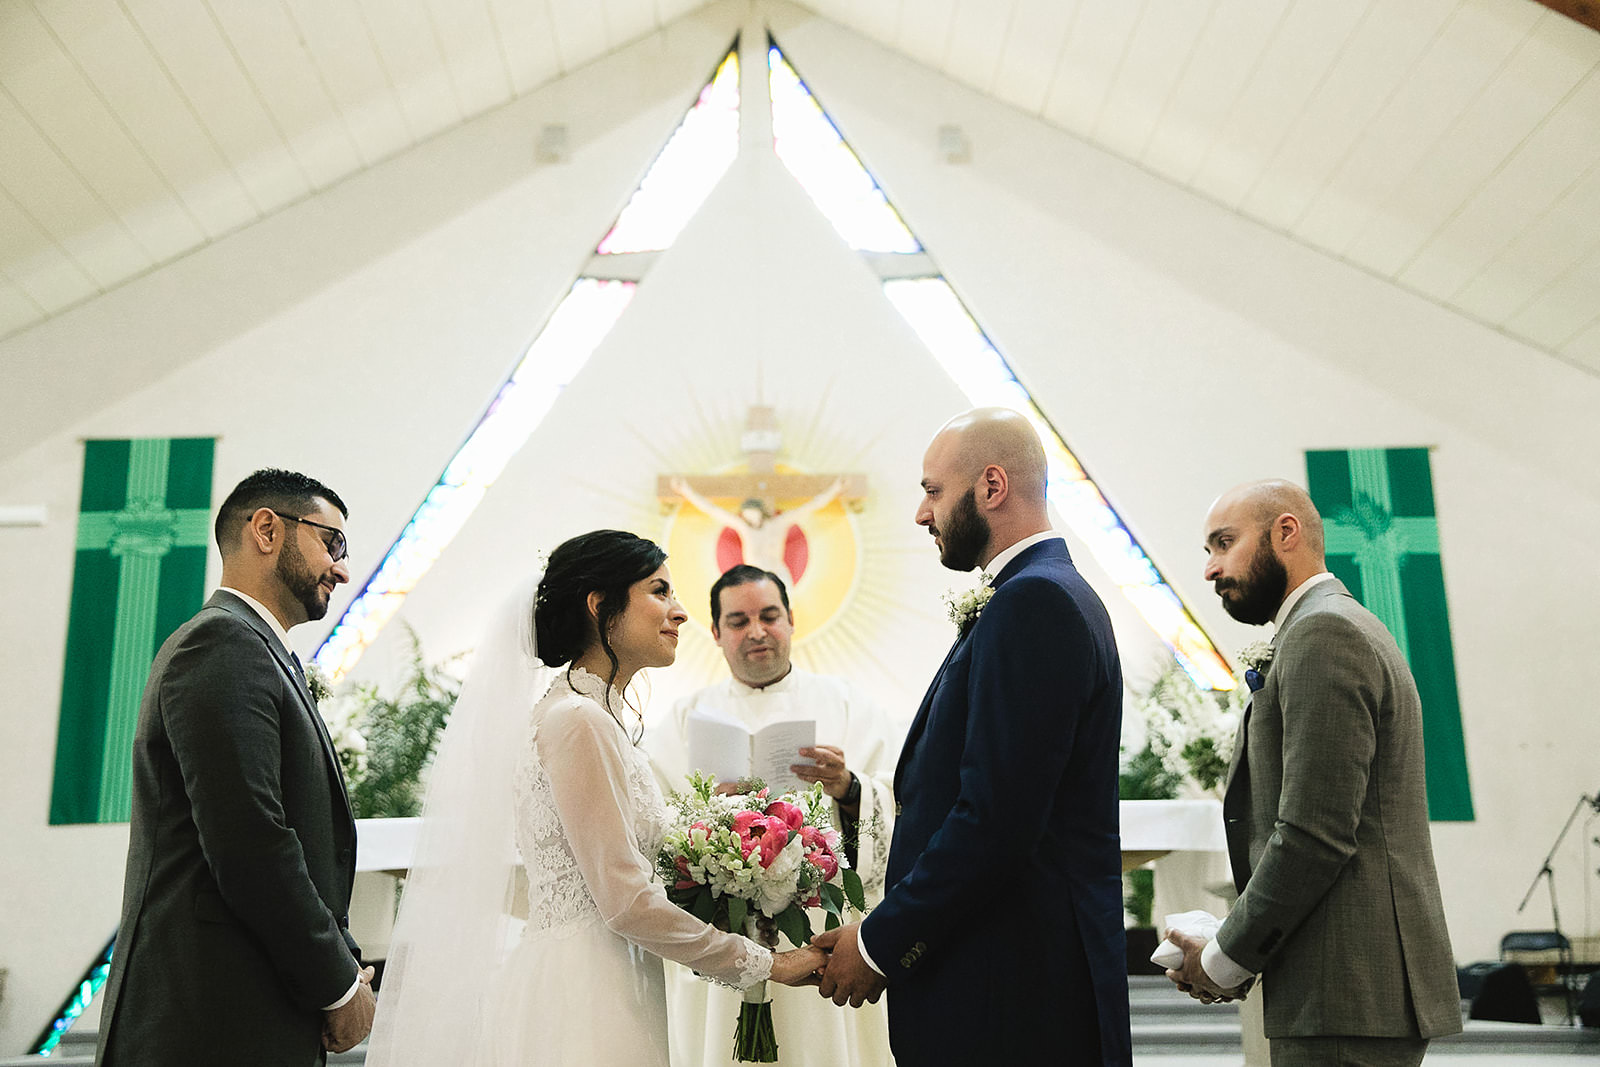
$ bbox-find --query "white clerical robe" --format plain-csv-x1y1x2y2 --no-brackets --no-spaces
644,669,899,1067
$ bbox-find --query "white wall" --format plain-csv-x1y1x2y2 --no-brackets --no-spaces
3,0,1598,1051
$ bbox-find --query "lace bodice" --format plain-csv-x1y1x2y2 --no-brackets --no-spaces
513,668,770,989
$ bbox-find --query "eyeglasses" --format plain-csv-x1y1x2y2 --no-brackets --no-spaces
270,510,348,563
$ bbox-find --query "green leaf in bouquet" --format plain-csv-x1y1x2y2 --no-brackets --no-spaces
727,895,748,936
825,911,841,931
691,886,716,923
842,869,867,913
774,903,810,948
819,881,844,917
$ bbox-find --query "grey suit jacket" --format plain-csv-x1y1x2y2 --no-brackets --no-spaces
97,591,360,1066
1218,578,1460,1040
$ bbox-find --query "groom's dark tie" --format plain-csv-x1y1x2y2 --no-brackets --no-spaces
290,651,310,693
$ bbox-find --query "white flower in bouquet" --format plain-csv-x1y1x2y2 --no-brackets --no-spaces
659,774,867,1062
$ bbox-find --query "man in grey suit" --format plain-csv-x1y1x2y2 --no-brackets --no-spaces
98,469,375,1065
1165,480,1461,1066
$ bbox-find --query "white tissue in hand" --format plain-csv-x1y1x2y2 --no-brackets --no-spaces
1151,909,1223,969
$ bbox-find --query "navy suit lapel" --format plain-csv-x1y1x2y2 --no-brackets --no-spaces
210,592,354,822
896,628,972,793
895,540,1071,791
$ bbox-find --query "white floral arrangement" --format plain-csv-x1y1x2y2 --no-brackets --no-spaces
941,574,994,632
318,684,370,786
1135,667,1244,795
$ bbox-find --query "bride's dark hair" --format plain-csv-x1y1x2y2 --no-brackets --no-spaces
533,530,667,733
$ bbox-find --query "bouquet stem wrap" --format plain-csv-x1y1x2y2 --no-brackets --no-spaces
735,917,779,1062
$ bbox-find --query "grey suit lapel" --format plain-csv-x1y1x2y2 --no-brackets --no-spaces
209,592,353,817
1226,576,1350,788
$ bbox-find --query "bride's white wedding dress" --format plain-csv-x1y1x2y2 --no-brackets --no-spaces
476,667,771,1064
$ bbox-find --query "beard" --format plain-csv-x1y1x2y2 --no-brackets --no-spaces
935,488,990,573
1214,529,1288,626
276,535,331,621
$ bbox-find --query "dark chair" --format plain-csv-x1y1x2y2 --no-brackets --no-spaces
1468,963,1542,1024
1500,930,1570,994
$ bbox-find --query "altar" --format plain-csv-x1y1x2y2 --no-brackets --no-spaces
350,798,1229,948
1116,798,1226,871
355,799,1225,875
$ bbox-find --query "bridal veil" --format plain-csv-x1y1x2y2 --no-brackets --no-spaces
365,575,550,1065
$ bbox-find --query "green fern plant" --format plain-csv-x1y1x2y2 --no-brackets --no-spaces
346,627,462,819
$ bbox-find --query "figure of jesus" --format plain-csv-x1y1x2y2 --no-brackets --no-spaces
670,477,843,589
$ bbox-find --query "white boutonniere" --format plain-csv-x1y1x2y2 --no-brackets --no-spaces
1237,641,1274,673
942,575,994,633
1236,640,1274,694
306,662,333,704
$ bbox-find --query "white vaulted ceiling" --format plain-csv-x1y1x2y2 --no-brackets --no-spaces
4,0,1600,374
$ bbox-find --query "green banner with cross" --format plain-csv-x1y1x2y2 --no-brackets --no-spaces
50,438,215,825
1305,447,1474,822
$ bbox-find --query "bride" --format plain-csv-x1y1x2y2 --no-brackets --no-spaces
366,530,823,1064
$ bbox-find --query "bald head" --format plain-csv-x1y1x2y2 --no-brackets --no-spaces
1203,479,1328,624
1208,480,1325,559
928,407,1049,503
917,407,1052,572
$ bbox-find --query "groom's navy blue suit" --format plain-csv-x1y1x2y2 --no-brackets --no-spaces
860,539,1132,1065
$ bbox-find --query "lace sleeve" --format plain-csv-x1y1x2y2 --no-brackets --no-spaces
537,699,771,989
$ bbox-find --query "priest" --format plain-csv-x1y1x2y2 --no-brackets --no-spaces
645,564,899,1067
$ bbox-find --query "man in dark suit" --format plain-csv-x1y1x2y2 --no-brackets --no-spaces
98,469,375,1065
1165,480,1460,1066
814,408,1132,1065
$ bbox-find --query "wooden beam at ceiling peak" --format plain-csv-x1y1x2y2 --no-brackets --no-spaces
1531,0,1600,34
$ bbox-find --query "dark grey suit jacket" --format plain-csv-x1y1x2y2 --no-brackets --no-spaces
97,590,360,1066
1219,578,1461,1040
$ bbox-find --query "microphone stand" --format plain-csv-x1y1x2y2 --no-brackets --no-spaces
1516,794,1596,1025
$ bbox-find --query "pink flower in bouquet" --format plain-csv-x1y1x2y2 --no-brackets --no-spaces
805,847,838,880
798,824,842,857
673,856,696,890
732,810,793,868
763,800,805,831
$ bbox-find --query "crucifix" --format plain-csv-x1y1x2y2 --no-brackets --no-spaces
659,406,867,586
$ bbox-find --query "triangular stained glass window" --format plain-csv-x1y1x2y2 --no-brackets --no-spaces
767,41,1232,690
314,47,741,681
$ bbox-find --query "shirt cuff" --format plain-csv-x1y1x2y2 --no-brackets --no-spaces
856,920,886,978
1201,937,1255,991
323,975,361,1011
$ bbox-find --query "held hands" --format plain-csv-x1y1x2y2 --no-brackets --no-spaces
769,945,827,987
322,965,377,1052
1161,929,1242,1005
812,923,886,1007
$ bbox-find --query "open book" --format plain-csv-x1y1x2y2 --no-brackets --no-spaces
686,716,817,795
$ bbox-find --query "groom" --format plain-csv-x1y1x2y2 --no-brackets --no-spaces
815,408,1132,1065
